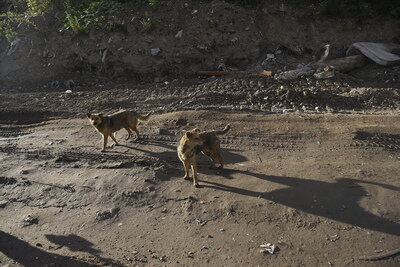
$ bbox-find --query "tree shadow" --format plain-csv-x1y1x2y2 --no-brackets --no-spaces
45,234,122,267
0,231,93,267
201,170,400,236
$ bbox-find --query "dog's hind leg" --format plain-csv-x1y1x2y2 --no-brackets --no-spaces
109,133,119,146
124,127,132,140
132,128,140,140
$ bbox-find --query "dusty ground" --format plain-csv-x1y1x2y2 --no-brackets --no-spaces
0,79,399,266
0,1,399,265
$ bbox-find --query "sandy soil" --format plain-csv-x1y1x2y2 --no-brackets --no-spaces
0,105,399,266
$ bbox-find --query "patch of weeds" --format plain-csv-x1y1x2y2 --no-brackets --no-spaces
140,11,154,32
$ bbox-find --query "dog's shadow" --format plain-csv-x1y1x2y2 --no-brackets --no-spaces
199,169,400,237
116,140,248,166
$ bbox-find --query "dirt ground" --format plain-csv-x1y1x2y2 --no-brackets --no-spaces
0,78,400,266
1,1,400,266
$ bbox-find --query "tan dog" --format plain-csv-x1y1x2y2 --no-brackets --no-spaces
177,129,204,187
177,125,230,187
87,110,151,152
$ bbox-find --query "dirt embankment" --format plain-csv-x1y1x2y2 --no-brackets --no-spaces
0,0,399,89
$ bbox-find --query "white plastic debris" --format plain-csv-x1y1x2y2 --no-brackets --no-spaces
260,243,277,254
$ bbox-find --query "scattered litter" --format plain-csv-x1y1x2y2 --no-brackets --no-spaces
96,207,120,221
187,251,195,258
260,243,278,254
259,71,273,76
175,30,183,38
65,90,72,94
314,66,335,80
346,42,400,66
275,66,314,80
195,218,207,226
326,234,340,242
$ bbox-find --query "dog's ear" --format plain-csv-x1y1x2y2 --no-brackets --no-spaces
86,113,91,118
185,132,192,138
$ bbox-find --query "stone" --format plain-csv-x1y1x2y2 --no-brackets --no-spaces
150,48,161,56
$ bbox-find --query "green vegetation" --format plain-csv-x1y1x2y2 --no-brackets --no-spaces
0,0,399,42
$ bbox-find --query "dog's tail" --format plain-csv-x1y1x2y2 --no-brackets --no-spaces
215,124,230,135
137,112,152,122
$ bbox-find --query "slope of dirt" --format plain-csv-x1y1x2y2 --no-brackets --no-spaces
1,110,399,266
0,0,399,89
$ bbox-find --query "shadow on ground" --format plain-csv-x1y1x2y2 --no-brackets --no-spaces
0,231,95,267
201,169,400,236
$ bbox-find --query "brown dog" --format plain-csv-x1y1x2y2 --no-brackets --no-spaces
177,125,230,187
195,124,230,169
87,110,151,152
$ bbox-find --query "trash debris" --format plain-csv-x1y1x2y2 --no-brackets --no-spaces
313,44,330,63
260,243,278,254
187,251,195,258
326,234,340,242
65,90,72,94
96,207,120,221
195,218,207,226
314,66,335,80
175,30,183,38
346,42,400,66
275,66,314,80
259,71,273,76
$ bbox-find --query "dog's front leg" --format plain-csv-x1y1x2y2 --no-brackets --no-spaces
191,161,199,187
183,160,190,180
102,135,108,152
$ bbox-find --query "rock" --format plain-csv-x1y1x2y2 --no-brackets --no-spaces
266,53,275,60
20,170,29,175
230,37,238,44
175,30,183,38
23,215,39,227
0,200,8,208
150,48,161,56
96,207,120,221
161,208,168,213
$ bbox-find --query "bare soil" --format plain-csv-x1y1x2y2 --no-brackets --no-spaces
1,1,400,266
0,81,399,266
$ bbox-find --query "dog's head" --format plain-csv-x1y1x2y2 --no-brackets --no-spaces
182,130,203,147
86,113,103,127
